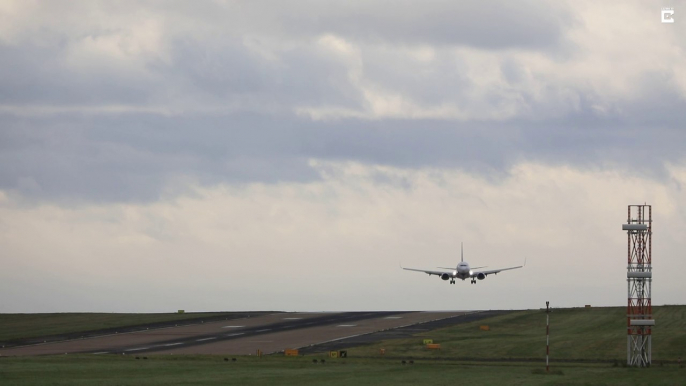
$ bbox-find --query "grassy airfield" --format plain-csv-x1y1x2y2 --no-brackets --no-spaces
1,355,684,386
347,305,686,362
1,306,685,386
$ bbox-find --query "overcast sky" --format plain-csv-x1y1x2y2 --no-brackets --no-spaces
1,1,685,313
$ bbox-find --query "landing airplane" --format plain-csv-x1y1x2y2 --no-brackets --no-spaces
401,243,525,284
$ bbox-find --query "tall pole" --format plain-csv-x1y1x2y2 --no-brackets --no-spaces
546,301,550,372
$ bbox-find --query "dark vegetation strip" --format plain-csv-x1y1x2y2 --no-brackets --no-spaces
0,312,276,347
339,355,683,366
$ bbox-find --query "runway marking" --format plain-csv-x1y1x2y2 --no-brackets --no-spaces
283,317,302,320
225,333,245,337
164,343,183,347
195,337,217,342
125,347,149,351
222,326,245,328
92,352,109,355
256,329,271,332
337,324,357,327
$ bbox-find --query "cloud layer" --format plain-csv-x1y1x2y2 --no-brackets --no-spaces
1,0,684,311
1,161,685,312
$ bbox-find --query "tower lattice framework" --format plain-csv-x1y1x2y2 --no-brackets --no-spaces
623,204,654,367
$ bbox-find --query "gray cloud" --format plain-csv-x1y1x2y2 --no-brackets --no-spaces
0,44,153,107
0,0,577,107
295,0,575,50
0,0,684,204
2,104,684,203
204,0,575,51
158,36,365,109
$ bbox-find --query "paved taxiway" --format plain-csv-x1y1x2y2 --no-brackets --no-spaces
0,311,466,356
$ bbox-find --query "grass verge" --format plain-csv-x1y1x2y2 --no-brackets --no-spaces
1,355,684,386
343,305,686,362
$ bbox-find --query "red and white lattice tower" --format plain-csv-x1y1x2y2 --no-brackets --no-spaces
622,204,654,367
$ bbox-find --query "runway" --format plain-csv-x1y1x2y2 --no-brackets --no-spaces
0,311,468,356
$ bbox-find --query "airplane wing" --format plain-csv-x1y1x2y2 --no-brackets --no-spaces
401,266,453,277
470,258,526,278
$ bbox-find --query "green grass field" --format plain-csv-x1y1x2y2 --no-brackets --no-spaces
0,313,234,342
1,355,684,386
346,305,686,362
1,306,684,385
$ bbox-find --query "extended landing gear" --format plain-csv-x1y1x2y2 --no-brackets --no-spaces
471,279,476,284
450,279,455,284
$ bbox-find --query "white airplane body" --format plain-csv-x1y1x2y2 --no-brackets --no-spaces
402,243,525,285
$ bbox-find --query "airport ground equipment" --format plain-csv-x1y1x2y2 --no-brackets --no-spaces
622,204,654,367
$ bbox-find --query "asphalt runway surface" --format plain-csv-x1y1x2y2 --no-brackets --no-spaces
0,311,470,356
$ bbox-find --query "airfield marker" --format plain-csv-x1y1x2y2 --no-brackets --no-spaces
546,301,550,372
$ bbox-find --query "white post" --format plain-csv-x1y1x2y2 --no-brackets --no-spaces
546,301,550,372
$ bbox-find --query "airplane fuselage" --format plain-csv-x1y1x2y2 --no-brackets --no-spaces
454,262,472,280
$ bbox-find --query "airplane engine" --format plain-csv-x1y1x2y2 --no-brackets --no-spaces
476,273,486,280
440,273,451,281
